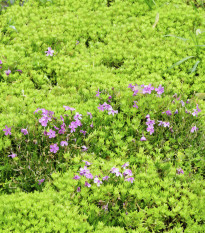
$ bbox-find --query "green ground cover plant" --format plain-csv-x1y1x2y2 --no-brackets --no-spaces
0,0,205,232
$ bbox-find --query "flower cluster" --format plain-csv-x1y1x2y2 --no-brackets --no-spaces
176,168,184,175
73,161,134,192
146,115,155,135
128,83,164,96
98,102,118,116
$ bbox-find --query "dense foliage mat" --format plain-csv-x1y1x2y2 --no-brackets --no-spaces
0,0,205,232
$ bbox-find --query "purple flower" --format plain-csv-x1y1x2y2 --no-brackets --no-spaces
82,146,88,152
102,176,110,181
108,95,112,100
192,109,198,117
140,136,146,141
87,112,93,119
16,69,22,73
133,101,138,108
191,126,198,133
83,161,92,166
122,162,129,169
158,121,164,126
125,177,134,183
123,169,133,177
174,109,178,114
79,166,90,176
103,102,111,110
110,167,119,174
98,104,105,112
142,84,154,94
77,187,81,192
128,84,134,89
196,104,201,113
60,141,68,146
47,129,56,139
50,143,59,153
45,47,54,56
73,175,81,180
96,88,101,97
3,125,11,136
74,112,82,120
76,40,80,45
170,127,174,133
8,153,17,158
69,121,78,133
90,122,93,128
21,128,28,135
53,125,59,130
63,106,75,111
39,117,48,127
38,179,45,185
180,100,185,107
147,125,154,135
146,114,150,119
176,168,184,175
165,110,172,116
146,119,155,126
85,181,91,187
155,85,164,95
163,122,170,128
0,60,2,64
94,177,102,187
80,130,86,136
102,204,108,211
43,130,47,136
85,173,93,179
108,108,118,116
5,69,11,76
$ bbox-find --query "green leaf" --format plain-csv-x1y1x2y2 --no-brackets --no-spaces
163,34,188,42
190,60,200,74
167,56,195,71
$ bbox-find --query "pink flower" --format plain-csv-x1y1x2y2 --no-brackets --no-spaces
21,128,28,135
83,161,92,166
60,141,68,146
3,125,11,136
50,144,59,153
133,101,138,108
122,162,129,169
5,69,11,76
176,168,184,175
87,112,93,119
140,136,146,141
102,176,110,181
85,173,93,179
8,153,17,158
38,179,45,185
191,126,198,133
45,47,54,56
73,175,81,180
79,166,90,176
94,177,102,187
85,181,91,187
77,187,81,192
155,85,164,95
96,88,101,97
63,106,75,111
82,146,88,152
123,169,133,177
125,177,134,183
47,129,56,138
